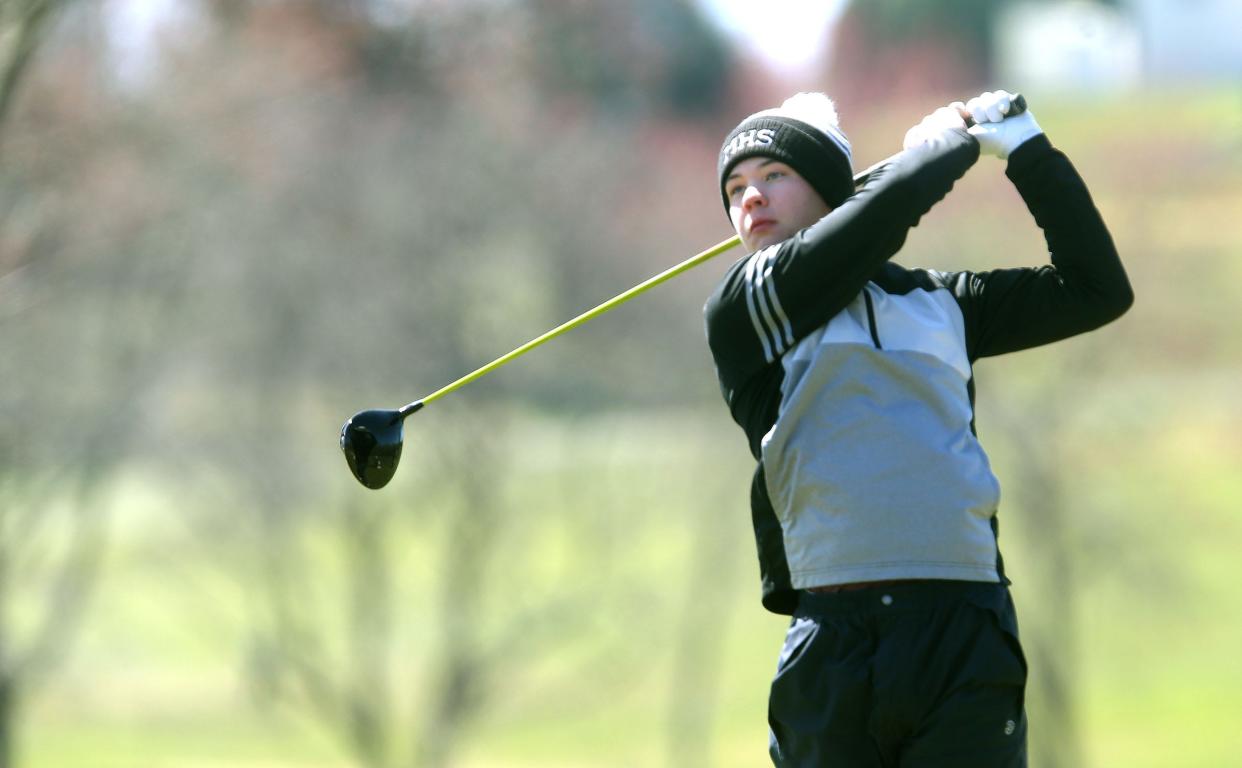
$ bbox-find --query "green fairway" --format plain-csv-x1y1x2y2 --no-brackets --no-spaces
22,394,1242,767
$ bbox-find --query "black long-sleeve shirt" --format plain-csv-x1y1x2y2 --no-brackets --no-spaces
704,129,1132,615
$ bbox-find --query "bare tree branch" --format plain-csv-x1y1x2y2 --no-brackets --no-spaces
342,497,394,768
0,0,67,148
14,490,105,686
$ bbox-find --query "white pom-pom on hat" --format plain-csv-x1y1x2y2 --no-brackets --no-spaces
750,92,852,165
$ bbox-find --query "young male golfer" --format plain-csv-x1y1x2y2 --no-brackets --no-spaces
704,90,1132,766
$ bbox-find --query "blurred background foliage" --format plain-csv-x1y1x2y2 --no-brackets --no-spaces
1,0,1240,766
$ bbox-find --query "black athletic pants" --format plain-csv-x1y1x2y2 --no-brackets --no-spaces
768,581,1028,767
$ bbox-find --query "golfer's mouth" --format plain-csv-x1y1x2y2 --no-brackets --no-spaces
750,218,776,235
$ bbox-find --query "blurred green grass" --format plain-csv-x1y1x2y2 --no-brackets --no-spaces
24,405,1242,767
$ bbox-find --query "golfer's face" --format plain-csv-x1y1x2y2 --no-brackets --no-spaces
726,157,831,252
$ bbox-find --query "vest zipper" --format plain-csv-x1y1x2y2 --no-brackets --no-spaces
862,289,883,349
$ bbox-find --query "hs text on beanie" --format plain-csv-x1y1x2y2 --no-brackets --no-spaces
718,93,854,217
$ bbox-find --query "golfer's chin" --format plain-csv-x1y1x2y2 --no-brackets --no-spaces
745,229,784,252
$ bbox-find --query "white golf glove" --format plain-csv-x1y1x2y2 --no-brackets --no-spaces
902,106,969,150
965,90,1042,160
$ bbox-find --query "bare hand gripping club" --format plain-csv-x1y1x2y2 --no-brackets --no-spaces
340,95,1027,489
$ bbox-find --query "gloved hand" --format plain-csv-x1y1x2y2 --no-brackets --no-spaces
902,106,969,150
965,90,1042,160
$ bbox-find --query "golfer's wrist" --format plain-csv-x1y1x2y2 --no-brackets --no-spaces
1003,133,1053,175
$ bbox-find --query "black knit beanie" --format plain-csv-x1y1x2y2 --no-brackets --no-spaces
718,95,854,217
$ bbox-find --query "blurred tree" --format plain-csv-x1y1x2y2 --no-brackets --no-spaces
119,4,738,767
529,0,732,117
0,0,71,144
829,0,1122,110
849,0,1119,71
0,227,188,767
986,384,1085,768
851,0,1008,73
0,4,144,768
663,477,743,768
8,0,741,765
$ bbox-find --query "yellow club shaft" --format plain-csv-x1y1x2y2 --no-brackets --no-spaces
400,234,742,415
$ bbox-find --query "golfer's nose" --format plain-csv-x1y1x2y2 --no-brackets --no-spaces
742,185,766,211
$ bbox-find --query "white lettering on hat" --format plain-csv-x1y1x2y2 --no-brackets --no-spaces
723,128,775,159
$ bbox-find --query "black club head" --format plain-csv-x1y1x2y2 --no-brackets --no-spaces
340,409,404,489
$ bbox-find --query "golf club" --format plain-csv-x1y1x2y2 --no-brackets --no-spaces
341,95,1026,489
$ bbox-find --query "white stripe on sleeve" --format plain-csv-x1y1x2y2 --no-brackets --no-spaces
743,252,778,363
759,251,795,348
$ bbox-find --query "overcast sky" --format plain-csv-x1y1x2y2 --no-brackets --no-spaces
693,0,848,73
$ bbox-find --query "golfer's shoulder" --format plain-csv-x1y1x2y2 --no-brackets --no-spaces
702,251,760,352
873,262,960,294
703,246,774,313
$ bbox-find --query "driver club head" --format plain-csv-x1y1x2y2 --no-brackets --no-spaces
340,409,405,489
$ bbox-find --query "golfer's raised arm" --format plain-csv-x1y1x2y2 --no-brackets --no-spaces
951,93,1134,359
706,118,979,394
